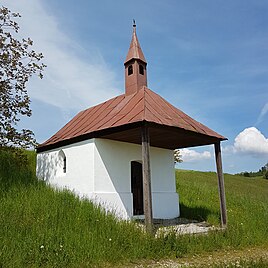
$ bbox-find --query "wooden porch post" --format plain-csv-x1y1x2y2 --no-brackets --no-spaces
214,141,227,228
141,124,153,233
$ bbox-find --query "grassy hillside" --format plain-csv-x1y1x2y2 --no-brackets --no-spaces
0,149,267,267
176,170,268,248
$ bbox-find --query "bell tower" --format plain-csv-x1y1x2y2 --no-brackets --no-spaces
124,21,147,96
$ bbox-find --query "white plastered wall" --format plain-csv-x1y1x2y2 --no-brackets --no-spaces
93,139,179,219
36,139,95,197
36,138,179,219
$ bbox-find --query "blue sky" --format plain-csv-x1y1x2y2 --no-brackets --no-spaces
3,0,268,174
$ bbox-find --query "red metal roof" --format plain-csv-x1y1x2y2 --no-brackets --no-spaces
37,87,226,152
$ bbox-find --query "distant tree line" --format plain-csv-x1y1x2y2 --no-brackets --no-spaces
236,163,268,179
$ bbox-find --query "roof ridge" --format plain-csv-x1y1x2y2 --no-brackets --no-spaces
143,87,225,139
80,93,125,113
148,89,201,132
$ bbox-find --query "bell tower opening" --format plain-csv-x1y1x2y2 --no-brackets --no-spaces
124,21,147,96
139,64,144,75
128,65,133,75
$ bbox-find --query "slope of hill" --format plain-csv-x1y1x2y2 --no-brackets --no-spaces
0,150,267,267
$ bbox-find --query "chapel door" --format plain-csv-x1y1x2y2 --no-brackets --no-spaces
131,161,144,215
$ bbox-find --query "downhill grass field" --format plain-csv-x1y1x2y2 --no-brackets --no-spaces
0,149,267,267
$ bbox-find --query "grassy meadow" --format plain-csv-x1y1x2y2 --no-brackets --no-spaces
0,149,267,267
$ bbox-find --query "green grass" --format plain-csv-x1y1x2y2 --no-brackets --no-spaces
176,169,268,249
0,150,155,267
0,150,267,267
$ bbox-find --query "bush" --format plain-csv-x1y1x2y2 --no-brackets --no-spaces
0,147,36,190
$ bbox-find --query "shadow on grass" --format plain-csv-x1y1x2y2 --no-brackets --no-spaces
179,203,218,222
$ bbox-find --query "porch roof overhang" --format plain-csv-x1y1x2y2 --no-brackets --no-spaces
36,121,226,153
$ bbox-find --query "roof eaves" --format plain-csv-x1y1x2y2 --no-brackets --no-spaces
36,121,144,153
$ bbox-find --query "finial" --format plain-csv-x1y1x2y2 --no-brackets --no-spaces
133,19,136,28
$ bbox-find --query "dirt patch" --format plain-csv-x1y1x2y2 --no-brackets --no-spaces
128,247,268,267
155,221,216,237
136,218,219,236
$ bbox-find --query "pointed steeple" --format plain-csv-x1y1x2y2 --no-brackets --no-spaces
124,21,148,96
125,21,147,64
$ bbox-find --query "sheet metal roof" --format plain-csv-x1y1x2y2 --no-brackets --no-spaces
37,87,226,152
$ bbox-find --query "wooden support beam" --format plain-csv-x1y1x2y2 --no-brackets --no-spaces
214,141,227,228
141,124,153,233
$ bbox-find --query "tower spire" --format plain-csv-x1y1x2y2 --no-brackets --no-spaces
124,21,147,95
125,21,146,64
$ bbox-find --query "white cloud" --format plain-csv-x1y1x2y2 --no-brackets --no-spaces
234,127,268,155
180,148,211,162
256,102,268,125
222,145,235,154
2,0,120,111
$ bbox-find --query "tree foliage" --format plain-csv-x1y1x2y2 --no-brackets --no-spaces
174,149,183,163
0,6,46,148
236,162,268,179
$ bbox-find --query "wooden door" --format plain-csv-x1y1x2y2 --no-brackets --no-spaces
131,161,144,215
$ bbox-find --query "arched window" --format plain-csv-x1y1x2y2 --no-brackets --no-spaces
58,150,67,174
139,65,144,75
128,65,133,75
63,156,66,173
